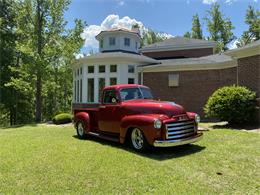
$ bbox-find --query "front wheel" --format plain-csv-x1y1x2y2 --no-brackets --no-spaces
130,128,149,151
76,121,87,139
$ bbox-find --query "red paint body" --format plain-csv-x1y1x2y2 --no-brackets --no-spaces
73,84,202,146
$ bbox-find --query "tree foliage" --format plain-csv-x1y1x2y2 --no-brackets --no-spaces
0,0,19,125
191,14,203,39
183,14,203,39
205,3,235,52
0,0,85,125
236,5,260,47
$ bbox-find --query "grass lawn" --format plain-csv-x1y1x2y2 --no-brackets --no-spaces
0,124,259,194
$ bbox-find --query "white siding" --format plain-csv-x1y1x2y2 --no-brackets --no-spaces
72,64,139,103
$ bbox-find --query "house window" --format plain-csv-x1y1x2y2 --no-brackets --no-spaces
124,38,130,46
77,69,79,76
168,74,179,87
88,66,94,73
99,65,105,73
80,79,82,102
110,65,117,73
110,78,117,85
100,39,104,48
88,78,94,102
80,67,82,75
135,42,138,50
99,78,105,100
128,65,135,73
128,78,135,84
109,37,116,46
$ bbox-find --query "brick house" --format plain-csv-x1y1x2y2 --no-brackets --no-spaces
73,28,259,120
140,38,260,120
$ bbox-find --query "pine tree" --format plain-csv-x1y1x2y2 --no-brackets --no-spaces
205,3,235,52
237,5,260,47
191,14,203,39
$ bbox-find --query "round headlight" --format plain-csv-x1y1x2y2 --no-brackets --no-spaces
154,119,162,129
195,114,200,123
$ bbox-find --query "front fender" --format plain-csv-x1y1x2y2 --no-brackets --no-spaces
120,114,168,145
74,112,90,132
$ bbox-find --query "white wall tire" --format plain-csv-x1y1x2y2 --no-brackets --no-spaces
76,121,87,139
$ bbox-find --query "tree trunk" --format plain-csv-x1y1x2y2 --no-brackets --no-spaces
35,0,43,123
35,72,42,122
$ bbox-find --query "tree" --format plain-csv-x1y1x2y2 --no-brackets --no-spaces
237,5,260,47
0,0,18,125
183,31,191,38
205,3,235,52
191,14,203,39
5,0,85,123
141,28,169,46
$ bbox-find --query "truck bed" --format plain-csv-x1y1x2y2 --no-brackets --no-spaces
72,103,100,131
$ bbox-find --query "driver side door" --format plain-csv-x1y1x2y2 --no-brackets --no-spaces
98,89,121,133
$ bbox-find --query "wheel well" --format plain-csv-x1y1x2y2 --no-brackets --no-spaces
125,127,134,144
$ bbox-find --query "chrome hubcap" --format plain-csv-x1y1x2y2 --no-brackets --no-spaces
131,128,144,149
77,122,84,136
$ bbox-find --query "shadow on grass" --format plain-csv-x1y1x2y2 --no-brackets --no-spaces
0,123,38,130
72,135,205,161
211,123,259,130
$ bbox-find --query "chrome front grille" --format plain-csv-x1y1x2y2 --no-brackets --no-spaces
166,120,195,140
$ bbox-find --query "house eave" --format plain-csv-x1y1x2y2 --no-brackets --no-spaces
139,60,237,72
225,44,260,58
72,53,159,67
140,43,216,53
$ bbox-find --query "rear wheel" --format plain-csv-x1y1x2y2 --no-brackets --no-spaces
130,128,149,151
76,121,87,139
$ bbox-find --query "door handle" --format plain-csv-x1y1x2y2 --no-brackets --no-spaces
99,105,106,108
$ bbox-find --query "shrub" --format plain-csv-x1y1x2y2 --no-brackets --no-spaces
204,85,256,124
52,113,72,125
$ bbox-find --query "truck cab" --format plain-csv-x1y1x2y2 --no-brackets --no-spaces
73,84,203,151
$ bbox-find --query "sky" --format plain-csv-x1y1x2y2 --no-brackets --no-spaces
64,0,259,55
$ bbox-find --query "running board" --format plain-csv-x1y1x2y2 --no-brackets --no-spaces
88,132,119,142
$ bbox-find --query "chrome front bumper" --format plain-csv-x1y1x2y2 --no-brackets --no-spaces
153,133,203,147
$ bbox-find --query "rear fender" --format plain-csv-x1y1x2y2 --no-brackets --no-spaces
74,112,90,133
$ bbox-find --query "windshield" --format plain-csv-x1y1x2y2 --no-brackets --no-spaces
120,87,154,101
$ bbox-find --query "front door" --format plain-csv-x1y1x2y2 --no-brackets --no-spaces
98,89,121,133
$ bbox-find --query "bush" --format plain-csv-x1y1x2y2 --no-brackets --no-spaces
204,85,256,124
52,113,72,125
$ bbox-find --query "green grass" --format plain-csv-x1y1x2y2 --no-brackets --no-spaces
0,124,259,194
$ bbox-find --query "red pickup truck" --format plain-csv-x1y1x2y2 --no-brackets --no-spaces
73,84,203,151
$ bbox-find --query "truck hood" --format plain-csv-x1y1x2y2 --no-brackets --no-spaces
121,99,186,118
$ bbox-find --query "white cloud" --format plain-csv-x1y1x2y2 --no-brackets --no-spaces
202,0,237,4
81,15,144,50
115,0,125,6
74,53,84,59
227,39,238,50
202,0,217,4
80,14,173,51
224,0,237,4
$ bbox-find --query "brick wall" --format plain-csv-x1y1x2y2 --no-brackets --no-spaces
142,48,213,59
237,54,260,125
237,55,260,96
143,67,237,117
